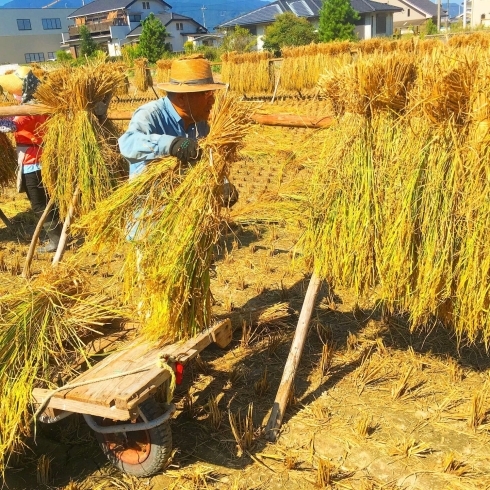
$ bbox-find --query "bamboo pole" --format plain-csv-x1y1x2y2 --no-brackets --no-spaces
22,198,54,278
52,188,79,266
0,207,13,229
0,105,336,129
265,273,322,441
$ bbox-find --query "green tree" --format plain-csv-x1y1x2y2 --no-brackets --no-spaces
79,25,98,57
262,12,318,55
138,13,169,63
318,0,360,42
220,25,256,53
422,18,438,35
55,50,73,61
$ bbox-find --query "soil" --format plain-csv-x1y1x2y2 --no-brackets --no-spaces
2,94,490,490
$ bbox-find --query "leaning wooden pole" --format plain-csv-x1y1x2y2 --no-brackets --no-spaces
22,198,54,278
52,188,79,266
265,273,322,441
0,207,13,229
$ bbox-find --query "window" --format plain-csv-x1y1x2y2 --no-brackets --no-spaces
142,1,150,8
407,8,410,17
42,18,62,29
17,19,32,30
376,14,387,34
47,52,55,60
176,22,183,30
129,14,141,22
25,53,45,63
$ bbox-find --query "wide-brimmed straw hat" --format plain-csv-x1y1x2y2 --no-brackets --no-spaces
0,66,32,96
158,54,225,93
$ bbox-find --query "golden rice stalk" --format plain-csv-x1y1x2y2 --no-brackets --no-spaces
0,132,16,187
223,51,274,95
34,63,127,219
133,58,152,91
155,58,172,83
0,264,122,472
79,93,252,341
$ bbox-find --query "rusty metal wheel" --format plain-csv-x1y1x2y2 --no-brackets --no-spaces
95,398,172,477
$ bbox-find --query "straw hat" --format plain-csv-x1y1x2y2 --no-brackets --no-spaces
0,66,33,96
158,54,225,93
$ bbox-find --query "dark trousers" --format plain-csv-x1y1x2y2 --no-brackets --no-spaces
23,170,59,225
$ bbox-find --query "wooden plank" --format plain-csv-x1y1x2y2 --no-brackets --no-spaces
44,320,232,413
32,388,134,421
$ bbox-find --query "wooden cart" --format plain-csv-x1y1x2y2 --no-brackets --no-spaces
32,319,232,477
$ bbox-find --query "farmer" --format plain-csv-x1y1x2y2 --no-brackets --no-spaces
0,66,62,253
118,54,238,205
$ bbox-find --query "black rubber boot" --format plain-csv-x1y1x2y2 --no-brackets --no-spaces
37,221,63,254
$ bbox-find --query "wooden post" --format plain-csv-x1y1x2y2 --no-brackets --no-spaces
0,207,13,229
52,188,79,266
265,273,322,441
22,198,54,278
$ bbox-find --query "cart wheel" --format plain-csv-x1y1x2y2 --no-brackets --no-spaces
95,398,172,477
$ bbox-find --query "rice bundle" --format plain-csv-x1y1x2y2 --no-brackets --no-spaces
113,62,130,97
0,264,122,471
133,57,153,91
79,93,252,341
155,58,172,83
34,63,127,219
303,45,490,345
318,52,417,117
221,51,274,95
0,132,16,187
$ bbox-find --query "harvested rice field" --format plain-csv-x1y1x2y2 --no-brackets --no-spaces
3,37,490,489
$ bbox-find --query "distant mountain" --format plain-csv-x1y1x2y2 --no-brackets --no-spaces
430,1,463,19
0,0,273,31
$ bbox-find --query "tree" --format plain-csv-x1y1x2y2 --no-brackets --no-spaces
318,0,360,42
262,12,318,56
55,50,73,62
79,25,98,57
138,13,169,63
220,25,256,53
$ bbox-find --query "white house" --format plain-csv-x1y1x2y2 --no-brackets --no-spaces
63,0,207,57
126,12,208,53
216,0,402,50
386,0,441,34
0,8,75,64
467,0,490,28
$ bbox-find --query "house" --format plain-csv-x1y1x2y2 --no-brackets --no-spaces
62,0,207,58
215,0,403,50
185,33,225,49
386,0,441,34
467,0,490,28
126,12,208,52
0,8,75,65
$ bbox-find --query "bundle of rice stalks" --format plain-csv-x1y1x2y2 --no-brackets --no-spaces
155,58,172,84
112,62,130,97
133,58,153,91
0,264,123,471
34,62,127,219
447,31,490,49
412,48,479,125
79,92,252,341
222,51,274,95
0,132,16,187
318,52,417,117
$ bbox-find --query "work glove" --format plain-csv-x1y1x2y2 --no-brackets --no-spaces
221,182,239,208
93,101,108,119
169,137,200,165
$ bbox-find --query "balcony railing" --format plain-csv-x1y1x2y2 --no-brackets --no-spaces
68,19,128,38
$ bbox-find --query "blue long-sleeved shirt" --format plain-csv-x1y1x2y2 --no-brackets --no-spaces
118,97,209,177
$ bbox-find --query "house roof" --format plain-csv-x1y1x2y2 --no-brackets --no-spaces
127,12,206,37
68,0,171,19
216,0,401,28
397,0,439,17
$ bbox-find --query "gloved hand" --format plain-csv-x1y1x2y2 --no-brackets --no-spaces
93,101,108,119
169,137,200,165
221,182,239,208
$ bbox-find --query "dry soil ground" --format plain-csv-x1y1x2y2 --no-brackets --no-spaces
2,95,490,490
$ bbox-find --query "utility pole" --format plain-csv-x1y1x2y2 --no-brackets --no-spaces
201,5,207,28
446,0,449,31
437,0,441,31
463,0,467,28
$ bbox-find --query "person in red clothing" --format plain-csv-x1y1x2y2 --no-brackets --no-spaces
0,66,62,253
